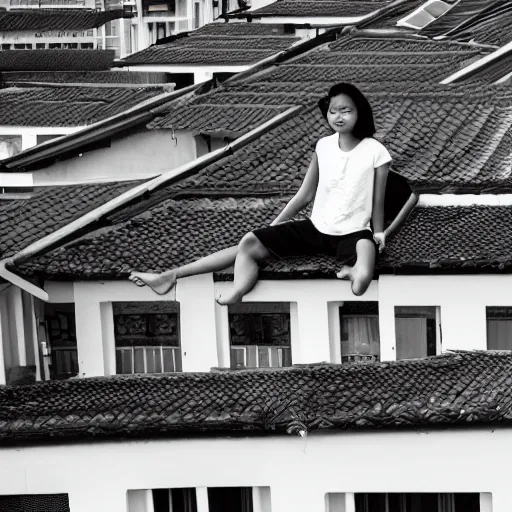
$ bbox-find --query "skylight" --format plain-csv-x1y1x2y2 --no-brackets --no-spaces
397,0,459,30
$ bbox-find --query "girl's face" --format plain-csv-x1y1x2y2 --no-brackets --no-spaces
326,93,358,136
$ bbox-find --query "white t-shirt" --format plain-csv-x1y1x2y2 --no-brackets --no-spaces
310,134,392,236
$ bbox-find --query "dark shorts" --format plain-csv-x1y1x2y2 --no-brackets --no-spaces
253,219,375,262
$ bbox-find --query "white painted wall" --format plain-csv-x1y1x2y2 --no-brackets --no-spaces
377,275,512,360
40,274,512,378
29,129,198,186
51,277,379,376
121,65,249,84
0,428,508,510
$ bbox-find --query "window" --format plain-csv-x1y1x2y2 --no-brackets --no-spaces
0,135,22,158
208,488,253,512
128,489,197,512
36,43,46,49
80,43,94,49
105,21,117,37
487,307,512,349
113,301,182,374
62,43,78,49
153,489,197,512
354,493,482,512
44,304,78,380
193,1,201,28
0,186,34,196
395,306,439,359
156,22,166,40
228,303,292,369
14,43,32,49
49,43,62,49
339,302,380,363
1,44,11,50
143,0,176,14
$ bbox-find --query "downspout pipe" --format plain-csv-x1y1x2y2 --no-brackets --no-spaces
0,105,304,302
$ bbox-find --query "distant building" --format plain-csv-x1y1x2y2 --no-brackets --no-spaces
0,4,130,54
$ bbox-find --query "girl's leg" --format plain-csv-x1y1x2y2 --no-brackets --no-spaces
336,239,376,296
216,232,271,305
129,245,238,295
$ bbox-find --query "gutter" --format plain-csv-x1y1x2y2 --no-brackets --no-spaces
0,82,201,171
0,105,303,302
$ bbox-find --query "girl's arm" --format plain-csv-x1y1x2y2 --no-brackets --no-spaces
270,153,319,226
384,192,419,238
372,163,390,235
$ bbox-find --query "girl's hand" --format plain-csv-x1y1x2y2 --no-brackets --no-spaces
373,232,386,253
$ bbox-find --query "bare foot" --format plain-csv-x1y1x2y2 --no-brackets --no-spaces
215,289,243,305
336,265,353,281
128,271,177,295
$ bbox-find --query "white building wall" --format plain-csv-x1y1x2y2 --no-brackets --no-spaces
27,129,198,186
2,273,512,382
29,273,512,379
0,428,508,510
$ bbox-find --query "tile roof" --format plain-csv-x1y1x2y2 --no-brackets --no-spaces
0,181,141,260
3,70,171,85
15,77,512,279
8,32,512,279
147,35,487,135
0,84,168,127
250,0,392,17
19,197,289,278
327,35,479,53
453,54,512,85
0,8,128,32
148,104,290,133
0,351,510,444
249,62,460,85
370,0,512,47
193,22,295,36
381,205,512,271
420,0,512,47
0,49,115,73
121,23,300,66
18,196,512,278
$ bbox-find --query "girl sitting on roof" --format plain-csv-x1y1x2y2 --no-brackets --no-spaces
130,82,418,303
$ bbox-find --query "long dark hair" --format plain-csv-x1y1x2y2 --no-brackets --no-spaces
318,83,376,139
